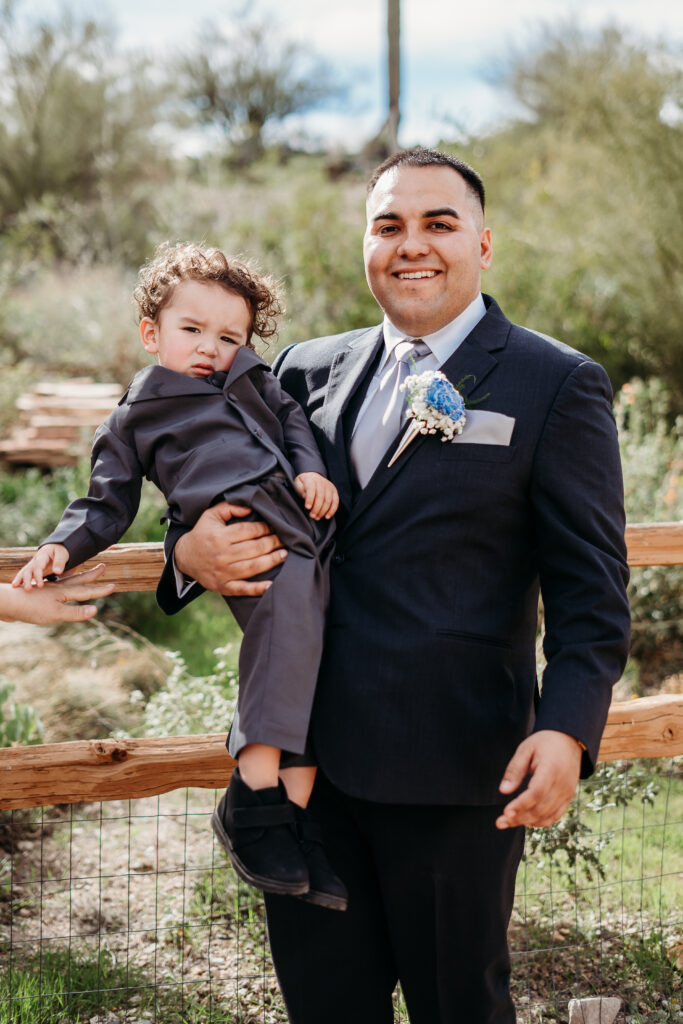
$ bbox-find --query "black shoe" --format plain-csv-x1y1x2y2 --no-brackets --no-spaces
212,768,309,896
293,804,348,911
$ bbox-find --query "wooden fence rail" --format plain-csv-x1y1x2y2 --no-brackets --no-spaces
0,693,681,811
0,522,682,592
1,520,681,811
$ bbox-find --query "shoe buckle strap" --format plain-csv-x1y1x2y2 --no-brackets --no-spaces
231,804,295,830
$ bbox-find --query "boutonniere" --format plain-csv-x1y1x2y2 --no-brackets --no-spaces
388,370,488,468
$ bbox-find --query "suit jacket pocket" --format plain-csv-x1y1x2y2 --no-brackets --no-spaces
439,443,517,463
435,628,513,650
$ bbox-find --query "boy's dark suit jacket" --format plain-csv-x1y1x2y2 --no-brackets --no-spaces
44,346,326,573
159,295,630,805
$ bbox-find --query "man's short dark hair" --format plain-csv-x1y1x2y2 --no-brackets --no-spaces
366,148,485,214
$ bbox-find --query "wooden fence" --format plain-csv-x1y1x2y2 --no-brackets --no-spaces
1,521,682,812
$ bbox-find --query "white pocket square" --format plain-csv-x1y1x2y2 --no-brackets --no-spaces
452,409,515,446
388,409,516,469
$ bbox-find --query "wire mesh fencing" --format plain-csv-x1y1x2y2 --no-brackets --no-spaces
0,758,681,1024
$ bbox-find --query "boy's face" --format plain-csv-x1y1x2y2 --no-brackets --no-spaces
140,280,252,378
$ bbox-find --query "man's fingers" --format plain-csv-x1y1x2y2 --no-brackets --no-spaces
221,579,273,597
220,530,285,567
497,763,569,829
215,549,286,592
210,501,253,522
499,744,533,795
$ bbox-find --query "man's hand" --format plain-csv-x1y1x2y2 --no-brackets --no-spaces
496,730,583,830
12,543,69,589
174,501,286,596
294,473,339,520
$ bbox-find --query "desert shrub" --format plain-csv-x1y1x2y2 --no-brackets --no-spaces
151,156,378,353
526,759,662,883
3,263,145,387
133,644,237,737
0,680,42,746
616,378,683,660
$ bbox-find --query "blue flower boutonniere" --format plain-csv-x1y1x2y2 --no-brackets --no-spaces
388,370,482,468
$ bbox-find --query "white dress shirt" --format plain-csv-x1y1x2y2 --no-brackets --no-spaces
352,292,487,431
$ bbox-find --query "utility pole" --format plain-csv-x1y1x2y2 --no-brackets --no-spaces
386,0,401,153
363,0,401,160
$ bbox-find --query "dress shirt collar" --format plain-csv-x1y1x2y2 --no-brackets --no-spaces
380,292,487,369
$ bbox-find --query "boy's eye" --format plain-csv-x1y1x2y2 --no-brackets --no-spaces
220,337,237,345
182,326,199,333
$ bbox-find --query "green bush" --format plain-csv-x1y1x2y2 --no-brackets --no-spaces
132,644,237,737
0,459,166,549
615,378,683,661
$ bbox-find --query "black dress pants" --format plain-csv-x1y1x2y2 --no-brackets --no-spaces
265,772,525,1024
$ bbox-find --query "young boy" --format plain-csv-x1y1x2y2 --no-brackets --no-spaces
14,242,347,910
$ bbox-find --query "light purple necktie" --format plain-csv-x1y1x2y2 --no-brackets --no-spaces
350,339,431,489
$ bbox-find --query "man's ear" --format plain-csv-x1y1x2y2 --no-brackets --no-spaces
140,317,159,354
480,228,493,271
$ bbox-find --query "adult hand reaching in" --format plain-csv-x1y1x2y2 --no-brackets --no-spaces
0,563,114,625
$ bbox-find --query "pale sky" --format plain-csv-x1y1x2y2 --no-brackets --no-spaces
33,0,683,149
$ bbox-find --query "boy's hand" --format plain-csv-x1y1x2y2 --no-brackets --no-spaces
12,544,70,589
294,473,339,520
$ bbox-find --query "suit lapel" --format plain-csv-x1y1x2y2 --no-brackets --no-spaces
344,298,511,530
321,327,384,509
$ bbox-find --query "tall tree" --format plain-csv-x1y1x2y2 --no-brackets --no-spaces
477,26,683,402
181,12,341,163
0,1,167,259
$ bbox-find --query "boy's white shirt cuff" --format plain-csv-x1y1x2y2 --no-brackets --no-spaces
172,553,197,599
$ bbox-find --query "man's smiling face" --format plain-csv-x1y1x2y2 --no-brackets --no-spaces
363,164,492,338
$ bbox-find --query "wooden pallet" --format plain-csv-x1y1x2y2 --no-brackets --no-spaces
0,378,122,468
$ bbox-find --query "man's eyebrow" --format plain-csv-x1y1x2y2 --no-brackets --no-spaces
424,207,461,219
371,206,461,222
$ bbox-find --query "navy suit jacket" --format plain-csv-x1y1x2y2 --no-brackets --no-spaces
268,295,630,805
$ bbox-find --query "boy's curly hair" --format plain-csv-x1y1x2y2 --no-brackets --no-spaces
133,242,283,342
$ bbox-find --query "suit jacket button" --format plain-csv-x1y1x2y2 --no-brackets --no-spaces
333,553,345,565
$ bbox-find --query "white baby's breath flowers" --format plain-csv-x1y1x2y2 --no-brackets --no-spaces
402,369,467,441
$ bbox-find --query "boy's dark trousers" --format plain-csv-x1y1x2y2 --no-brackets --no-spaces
223,473,334,761
264,772,525,1024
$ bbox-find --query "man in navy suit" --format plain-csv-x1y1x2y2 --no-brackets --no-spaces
162,149,630,1023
